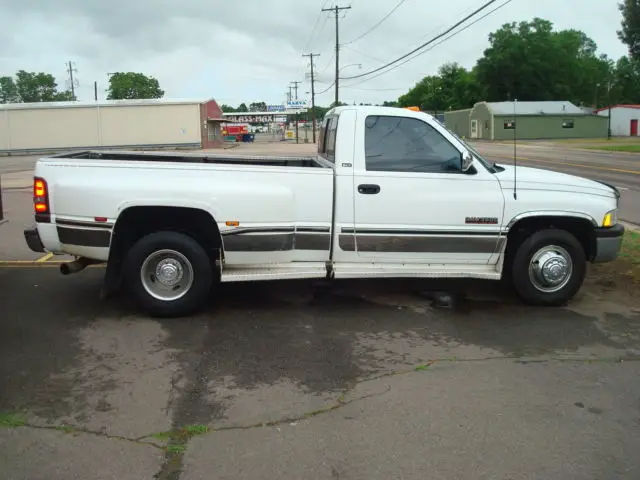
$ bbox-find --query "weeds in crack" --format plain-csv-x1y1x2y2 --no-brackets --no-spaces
0,414,163,449
0,412,27,428
146,423,210,445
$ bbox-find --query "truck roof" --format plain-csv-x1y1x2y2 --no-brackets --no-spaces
326,105,435,120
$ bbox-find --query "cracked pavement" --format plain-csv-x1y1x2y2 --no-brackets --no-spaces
0,267,639,479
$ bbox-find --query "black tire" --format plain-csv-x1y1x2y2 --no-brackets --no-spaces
124,231,213,317
510,228,586,306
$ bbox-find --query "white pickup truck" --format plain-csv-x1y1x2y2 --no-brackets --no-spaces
24,106,624,317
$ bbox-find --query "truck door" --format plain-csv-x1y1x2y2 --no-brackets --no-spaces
352,112,505,265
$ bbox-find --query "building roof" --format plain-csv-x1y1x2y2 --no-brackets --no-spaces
0,98,217,110
485,101,584,116
594,104,640,113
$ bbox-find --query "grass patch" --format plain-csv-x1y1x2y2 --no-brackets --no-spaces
552,137,640,145
150,424,210,442
0,412,27,428
150,431,174,441
584,145,640,153
593,230,640,290
414,363,431,371
165,444,186,454
619,230,640,267
54,424,77,434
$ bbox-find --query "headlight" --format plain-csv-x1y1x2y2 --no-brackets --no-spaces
602,209,617,227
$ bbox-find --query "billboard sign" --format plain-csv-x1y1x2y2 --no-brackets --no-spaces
286,100,308,110
267,104,286,112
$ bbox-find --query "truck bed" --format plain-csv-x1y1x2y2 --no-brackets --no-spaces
52,150,328,168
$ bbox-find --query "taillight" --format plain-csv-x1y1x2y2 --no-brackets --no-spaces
33,177,50,222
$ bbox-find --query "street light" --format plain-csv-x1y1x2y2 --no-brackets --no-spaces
338,63,362,76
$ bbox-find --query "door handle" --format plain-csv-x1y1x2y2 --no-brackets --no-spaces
358,184,381,195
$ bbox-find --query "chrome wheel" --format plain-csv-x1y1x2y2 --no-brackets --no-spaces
528,245,573,293
140,249,194,301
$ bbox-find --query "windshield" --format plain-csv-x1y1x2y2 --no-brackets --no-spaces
440,124,496,172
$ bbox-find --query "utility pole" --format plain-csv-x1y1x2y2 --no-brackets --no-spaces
287,85,293,103
322,4,351,106
290,80,301,100
291,81,302,144
66,61,77,100
303,52,320,142
94,81,98,101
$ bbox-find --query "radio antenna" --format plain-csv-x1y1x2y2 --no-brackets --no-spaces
513,98,518,200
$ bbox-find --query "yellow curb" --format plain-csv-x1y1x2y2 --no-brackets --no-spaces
35,252,54,263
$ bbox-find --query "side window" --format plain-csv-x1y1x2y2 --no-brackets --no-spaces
323,116,338,164
364,115,462,173
317,117,328,154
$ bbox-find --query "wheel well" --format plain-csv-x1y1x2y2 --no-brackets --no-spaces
107,206,222,285
505,216,596,262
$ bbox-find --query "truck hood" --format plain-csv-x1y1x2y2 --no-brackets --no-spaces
495,164,619,199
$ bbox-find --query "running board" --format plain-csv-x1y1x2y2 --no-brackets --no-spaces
331,263,501,280
220,262,501,283
221,262,327,282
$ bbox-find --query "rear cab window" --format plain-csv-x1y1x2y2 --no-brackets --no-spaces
318,115,338,164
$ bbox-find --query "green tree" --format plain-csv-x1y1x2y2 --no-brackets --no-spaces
220,104,236,112
107,72,164,100
618,0,640,60
249,101,267,111
474,18,609,105
15,71,63,102
52,90,76,101
610,56,640,103
236,103,248,112
397,63,480,112
308,105,329,121
0,76,20,103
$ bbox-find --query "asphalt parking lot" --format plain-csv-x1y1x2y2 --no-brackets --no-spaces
1,144,639,479
1,266,639,479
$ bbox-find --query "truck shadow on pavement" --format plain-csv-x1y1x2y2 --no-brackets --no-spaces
0,267,638,434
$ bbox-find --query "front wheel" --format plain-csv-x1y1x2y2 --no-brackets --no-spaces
510,228,586,306
124,231,213,317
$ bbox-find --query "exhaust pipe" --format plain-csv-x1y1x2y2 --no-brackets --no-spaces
60,257,100,275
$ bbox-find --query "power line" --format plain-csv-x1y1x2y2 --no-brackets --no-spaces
317,52,335,78
342,0,501,81
342,85,407,91
342,45,386,64
316,80,336,95
341,0,514,87
322,4,352,105
304,0,332,53
343,0,408,46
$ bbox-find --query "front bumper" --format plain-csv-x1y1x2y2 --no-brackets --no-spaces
593,223,625,263
24,225,45,253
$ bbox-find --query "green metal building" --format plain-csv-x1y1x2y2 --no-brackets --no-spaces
444,101,608,140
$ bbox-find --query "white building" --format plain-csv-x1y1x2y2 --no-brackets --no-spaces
595,104,640,137
0,98,226,154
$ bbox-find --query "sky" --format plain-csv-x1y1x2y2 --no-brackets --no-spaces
0,0,629,107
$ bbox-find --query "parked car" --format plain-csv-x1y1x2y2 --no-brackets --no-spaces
24,106,624,317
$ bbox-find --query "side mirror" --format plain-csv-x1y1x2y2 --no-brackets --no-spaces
461,150,473,172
